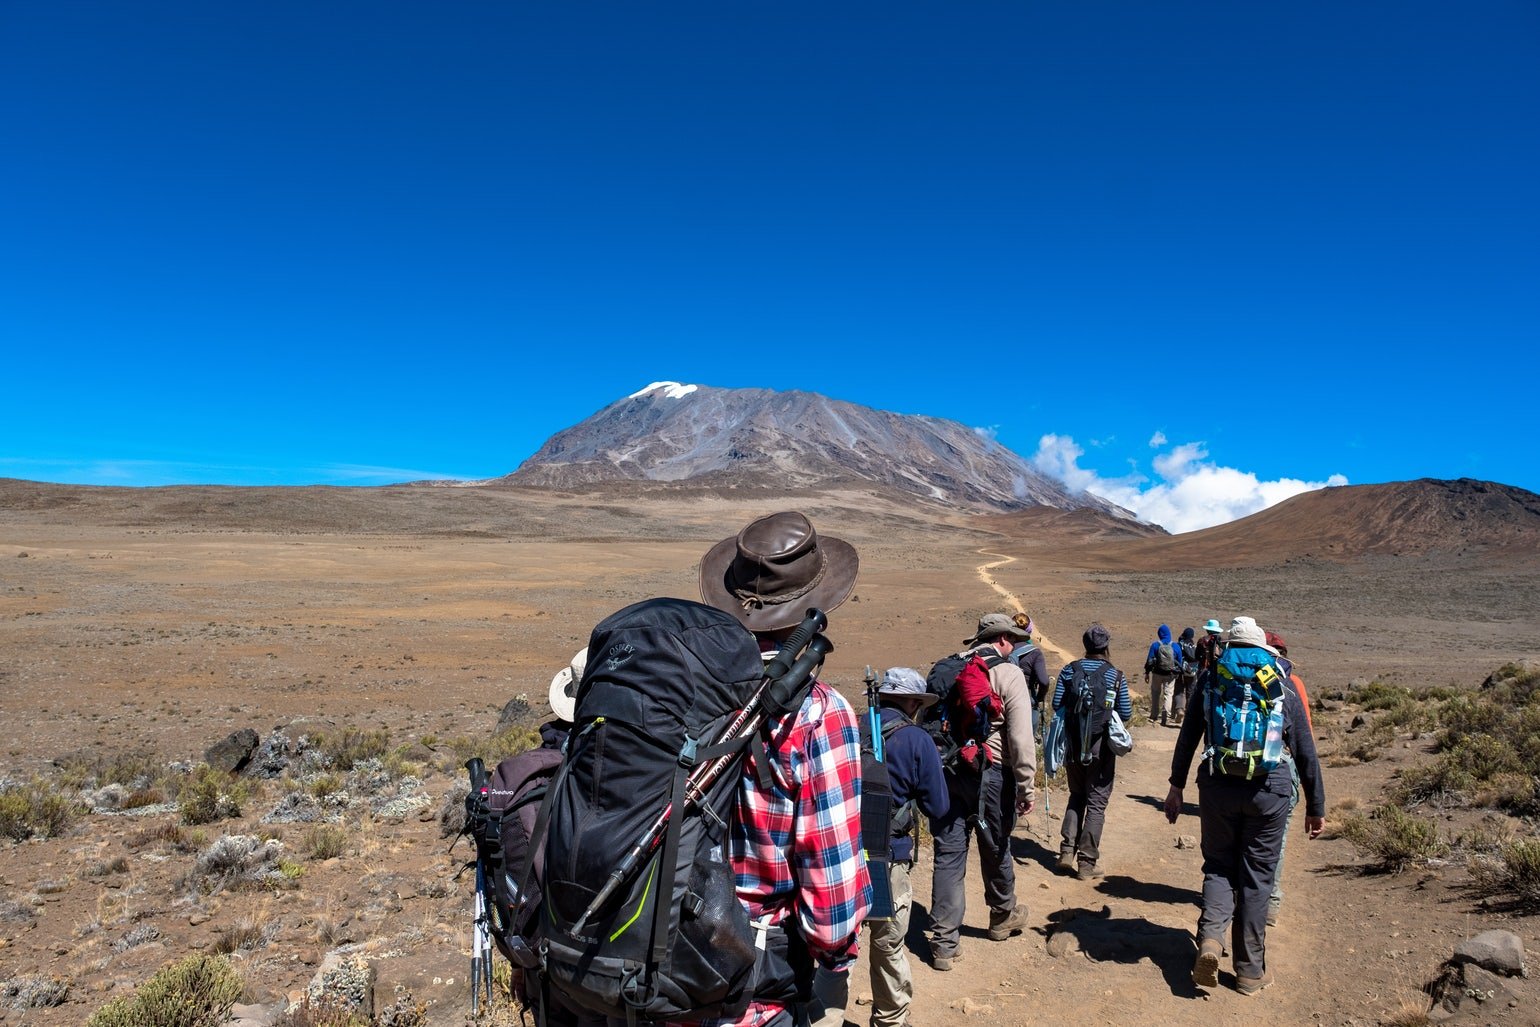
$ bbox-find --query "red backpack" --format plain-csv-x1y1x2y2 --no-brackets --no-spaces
944,654,1005,771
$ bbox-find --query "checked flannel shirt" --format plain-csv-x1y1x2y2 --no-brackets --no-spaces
676,678,872,1027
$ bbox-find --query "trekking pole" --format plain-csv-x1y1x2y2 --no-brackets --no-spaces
864,666,882,762
569,611,832,936
465,757,492,1016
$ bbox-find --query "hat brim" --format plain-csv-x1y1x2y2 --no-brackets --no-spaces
1225,638,1280,658
879,689,940,709
548,667,577,723
698,532,859,634
963,627,1031,647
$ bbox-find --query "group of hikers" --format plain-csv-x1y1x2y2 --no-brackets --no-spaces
464,509,1327,1027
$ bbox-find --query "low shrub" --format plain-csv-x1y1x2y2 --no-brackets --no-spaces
184,835,292,894
308,773,345,800
1469,837,1540,909
437,727,541,775
178,765,252,826
303,824,348,860
1338,803,1447,872
0,779,80,841
56,751,159,791
317,727,391,772
86,954,242,1027
2,974,70,1009
210,916,267,955
1395,735,1536,813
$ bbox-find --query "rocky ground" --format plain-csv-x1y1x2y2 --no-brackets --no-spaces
1,485,1536,1025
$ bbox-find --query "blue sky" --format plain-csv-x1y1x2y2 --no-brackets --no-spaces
3,2,1536,531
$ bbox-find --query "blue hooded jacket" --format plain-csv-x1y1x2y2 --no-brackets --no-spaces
1145,624,1184,672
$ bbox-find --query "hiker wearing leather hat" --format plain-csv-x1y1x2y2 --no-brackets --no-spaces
697,511,871,1027
699,510,858,636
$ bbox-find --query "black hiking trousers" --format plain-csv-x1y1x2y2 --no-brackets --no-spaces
1059,744,1117,869
1195,766,1291,980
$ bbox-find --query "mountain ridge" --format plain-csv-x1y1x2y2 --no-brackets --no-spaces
497,382,1135,519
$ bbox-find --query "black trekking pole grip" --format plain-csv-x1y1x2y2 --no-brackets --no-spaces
764,634,834,713
466,757,488,794
764,608,828,682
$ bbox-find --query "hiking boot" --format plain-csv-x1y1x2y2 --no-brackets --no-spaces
1077,863,1104,881
932,952,958,972
987,907,1029,941
1236,968,1275,996
1056,851,1077,875
1192,938,1222,989
1266,897,1281,926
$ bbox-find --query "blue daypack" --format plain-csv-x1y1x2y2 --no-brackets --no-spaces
1203,645,1286,780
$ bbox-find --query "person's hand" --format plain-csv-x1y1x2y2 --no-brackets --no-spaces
1306,815,1325,839
1016,793,1034,816
1164,785,1183,824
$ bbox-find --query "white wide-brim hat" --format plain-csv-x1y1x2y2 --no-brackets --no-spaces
548,647,588,723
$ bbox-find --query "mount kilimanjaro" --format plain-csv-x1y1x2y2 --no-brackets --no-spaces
495,382,1135,519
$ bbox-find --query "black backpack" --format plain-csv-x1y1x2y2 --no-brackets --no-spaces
475,746,563,958
1062,660,1118,763
858,713,914,921
923,653,966,720
537,597,820,1023
1178,640,1199,682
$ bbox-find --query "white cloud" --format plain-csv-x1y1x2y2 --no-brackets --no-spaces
0,457,476,488
1149,431,1167,447
1032,435,1348,533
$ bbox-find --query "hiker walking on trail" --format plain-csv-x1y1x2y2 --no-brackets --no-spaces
1263,629,1314,927
1165,615,1325,997
925,612,1036,972
697,511,874,1027
1053,623,1133,880
1005,613,1052,740
1172,628,1199,727
1194,618,1223,676
1143,624,1185,727
859,668,949,1027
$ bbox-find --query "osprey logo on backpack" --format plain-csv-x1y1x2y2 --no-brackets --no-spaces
1203,646,1287,780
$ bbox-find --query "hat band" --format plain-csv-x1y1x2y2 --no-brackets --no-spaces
732,558,826,613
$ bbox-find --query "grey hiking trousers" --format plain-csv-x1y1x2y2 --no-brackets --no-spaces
928,763,1016,959
1195,767,1291,979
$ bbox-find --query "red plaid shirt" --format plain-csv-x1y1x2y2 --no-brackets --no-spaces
675,679,871,1027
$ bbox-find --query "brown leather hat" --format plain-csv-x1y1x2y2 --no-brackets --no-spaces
698,511,859,633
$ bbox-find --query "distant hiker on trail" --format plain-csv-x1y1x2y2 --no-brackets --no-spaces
543,646,586,748
1144,624,1185,727
1052,623,1133,880
857,667,949,1027
1173,628,1199,727
1005,612,1052,739
926,612,1036,972
1263,629,1314,927
1195,618,1224,676
1165,616,1325,997
697,511,873,1027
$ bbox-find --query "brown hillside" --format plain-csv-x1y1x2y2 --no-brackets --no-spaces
1057,478,1540,570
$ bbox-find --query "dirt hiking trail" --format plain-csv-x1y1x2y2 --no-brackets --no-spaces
975,550,1074,665
835,715,1532,1027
